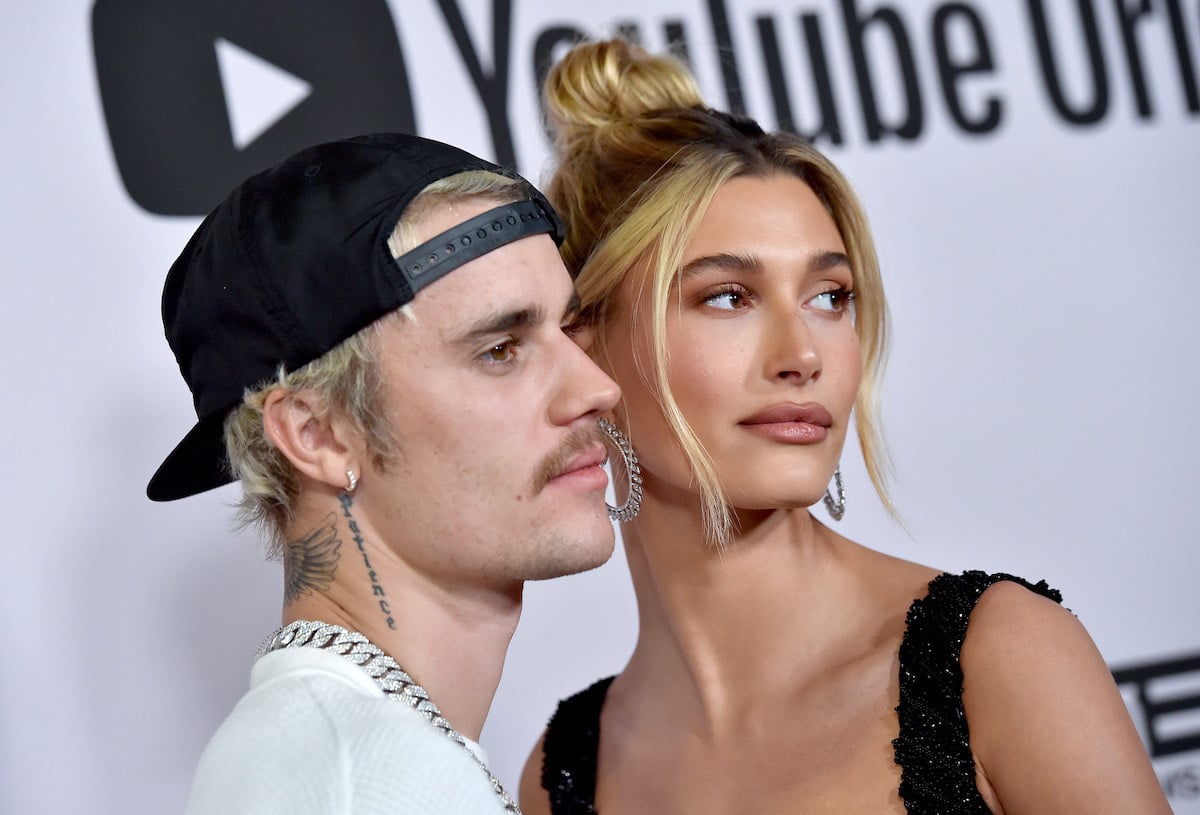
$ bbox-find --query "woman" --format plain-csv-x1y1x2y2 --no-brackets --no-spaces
518,39,1169,814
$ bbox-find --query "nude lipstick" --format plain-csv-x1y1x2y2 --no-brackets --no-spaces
738,403,832,444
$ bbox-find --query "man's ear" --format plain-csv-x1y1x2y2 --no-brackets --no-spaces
262,388,359,491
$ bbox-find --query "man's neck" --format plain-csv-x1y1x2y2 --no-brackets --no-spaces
279,498,523,742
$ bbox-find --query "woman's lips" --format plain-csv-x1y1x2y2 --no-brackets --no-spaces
738,403,832,444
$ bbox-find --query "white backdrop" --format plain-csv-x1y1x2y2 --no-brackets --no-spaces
3,1,1198,812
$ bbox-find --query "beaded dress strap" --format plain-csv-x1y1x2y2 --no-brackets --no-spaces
893,570,1063,813
542,676,614,815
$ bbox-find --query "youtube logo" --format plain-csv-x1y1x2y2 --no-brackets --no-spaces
92,0,416,216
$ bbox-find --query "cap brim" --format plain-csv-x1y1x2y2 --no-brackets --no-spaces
146,412,234,501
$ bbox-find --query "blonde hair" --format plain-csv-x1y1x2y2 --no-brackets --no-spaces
224,169,536,552
544,39,893,546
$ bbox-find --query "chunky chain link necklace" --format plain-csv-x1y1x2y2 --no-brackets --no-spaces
258,619,522,814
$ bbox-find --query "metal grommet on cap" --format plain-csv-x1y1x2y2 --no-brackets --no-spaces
392,200,562,295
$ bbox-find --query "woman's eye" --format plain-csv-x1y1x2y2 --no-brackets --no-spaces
703,288,748,311
809,287,854,313
562,320,596,351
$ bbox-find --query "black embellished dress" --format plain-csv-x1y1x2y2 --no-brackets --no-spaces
539,571,1062,814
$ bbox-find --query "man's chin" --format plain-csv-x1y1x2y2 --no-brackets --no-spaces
523,525,616,582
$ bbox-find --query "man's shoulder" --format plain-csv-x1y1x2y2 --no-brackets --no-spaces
185,648,509,814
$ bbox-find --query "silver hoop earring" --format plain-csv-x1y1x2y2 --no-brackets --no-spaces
823,467,845,521
598,418,642,522
345,469,358,494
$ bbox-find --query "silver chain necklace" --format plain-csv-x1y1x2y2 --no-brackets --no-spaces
258,619,522,814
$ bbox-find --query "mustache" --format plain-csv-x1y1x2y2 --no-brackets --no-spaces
533,426,606,493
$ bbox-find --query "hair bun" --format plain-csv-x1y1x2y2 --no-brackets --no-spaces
543,39,705,147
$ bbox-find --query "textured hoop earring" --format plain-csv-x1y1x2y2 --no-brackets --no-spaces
345,469,359,494
823,466,845,521
598,418,643,522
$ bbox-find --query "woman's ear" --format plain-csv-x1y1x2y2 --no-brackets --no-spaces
261,388,359,491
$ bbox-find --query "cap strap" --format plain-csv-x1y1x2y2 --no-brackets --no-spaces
392,200,561,296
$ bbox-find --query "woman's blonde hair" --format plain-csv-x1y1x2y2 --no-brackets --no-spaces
543,39,893,546
224,169,536,553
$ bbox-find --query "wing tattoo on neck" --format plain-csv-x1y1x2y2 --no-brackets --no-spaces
283,512,342,606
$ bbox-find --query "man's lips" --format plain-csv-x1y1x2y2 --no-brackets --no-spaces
550,444,608,480
535,429,609,493
738,403,832,444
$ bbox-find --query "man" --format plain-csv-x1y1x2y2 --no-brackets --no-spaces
148,133,620,813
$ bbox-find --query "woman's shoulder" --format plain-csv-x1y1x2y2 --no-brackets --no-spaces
941,569,1082,693
895,567,1074,693
955,572,1171,813
917,569,1064,624
956,568,1093,708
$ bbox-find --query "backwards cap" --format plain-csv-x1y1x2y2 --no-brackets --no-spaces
147,132,563,501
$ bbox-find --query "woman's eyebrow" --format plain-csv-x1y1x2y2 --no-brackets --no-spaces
811,250,851,273
677,252,760,280
678,249,851,279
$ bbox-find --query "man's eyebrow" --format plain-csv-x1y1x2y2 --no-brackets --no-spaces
678,250,852,278
453,304,545,345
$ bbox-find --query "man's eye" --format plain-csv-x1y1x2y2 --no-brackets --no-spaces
482,341,516,364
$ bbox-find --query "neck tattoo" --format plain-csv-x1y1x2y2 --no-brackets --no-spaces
259,620,522,813
338,493,397,630
282,512,341,606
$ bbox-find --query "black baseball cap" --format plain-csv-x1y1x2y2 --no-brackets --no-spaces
148,132,563,501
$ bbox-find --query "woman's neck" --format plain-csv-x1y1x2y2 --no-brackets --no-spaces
617,494,869,733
